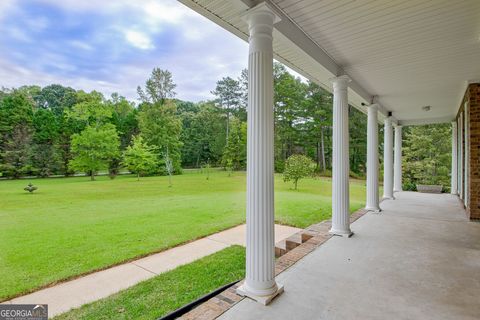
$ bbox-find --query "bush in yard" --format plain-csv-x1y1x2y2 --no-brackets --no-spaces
283,154,315,190
123,136,157,180
24,182,37,193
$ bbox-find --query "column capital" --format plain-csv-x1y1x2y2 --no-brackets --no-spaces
241,2,281,25
329,75,351,89
367,103,379,111
394,124,403,128
241,2,280,54
384,116,393,125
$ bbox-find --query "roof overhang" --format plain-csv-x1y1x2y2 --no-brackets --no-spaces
178,0,480,126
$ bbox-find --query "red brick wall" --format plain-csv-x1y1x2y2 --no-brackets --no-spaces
467,84,480,220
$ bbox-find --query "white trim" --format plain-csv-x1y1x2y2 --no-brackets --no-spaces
399,116,454,126
451,121,458,195
464,102,469,207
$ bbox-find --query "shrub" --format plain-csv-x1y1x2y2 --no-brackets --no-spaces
283,154,315,190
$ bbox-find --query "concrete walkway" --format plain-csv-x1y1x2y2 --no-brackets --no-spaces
6,224,300,317
220,192,480,320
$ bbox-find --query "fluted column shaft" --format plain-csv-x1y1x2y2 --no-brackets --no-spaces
451,121,458,194
383,117,394,199
393,125,403,192
329,75,352,237
240,3,280,299
365,104,380,212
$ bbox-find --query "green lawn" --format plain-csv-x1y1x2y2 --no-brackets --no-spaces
0,170,366,300
54,246,246,320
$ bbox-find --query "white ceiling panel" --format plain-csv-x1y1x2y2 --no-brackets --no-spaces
179,0,480,124
271,0,480,122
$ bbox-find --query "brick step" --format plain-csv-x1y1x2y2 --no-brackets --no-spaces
301,232,314,243
275,240,287,258
285,235,302,251
275,231,316,258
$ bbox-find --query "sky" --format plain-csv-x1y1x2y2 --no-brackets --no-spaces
0,0,250,102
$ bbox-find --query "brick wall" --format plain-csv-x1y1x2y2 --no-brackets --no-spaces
467,84,480,220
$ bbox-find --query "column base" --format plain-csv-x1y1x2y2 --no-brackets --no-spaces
382,196,395,200
236,283,284,305
365,206,381,213
329,229,354,237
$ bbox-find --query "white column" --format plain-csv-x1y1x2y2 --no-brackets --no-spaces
237,3,282,304
459,113,464,200
383,117,394,199
393,125,403,192
365,104,380,212
329,75,353,237
464,103,469,207
451,121,458,194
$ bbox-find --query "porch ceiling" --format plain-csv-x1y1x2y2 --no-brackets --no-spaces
178,0,480,125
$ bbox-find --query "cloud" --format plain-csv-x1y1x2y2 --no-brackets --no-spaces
0,0,249,102
0,0,16,22
26,16,49,31
124,30,155,50
69,40,94,51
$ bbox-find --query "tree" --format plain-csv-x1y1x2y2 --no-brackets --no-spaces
32,108,61,177
136,69,182,174
137,68,176,104
181,102,226,167
238,68,248,121
36,84,77,116
36,85,79,176
0,124,34,178
212,77,242,144
0,90,34,146
68,91,111,128
303,81,332,172
164,146,174,187
108,93,138,178
349,106,367,176
273,63,308,171
69,124,120,180
0,90,35,178
137,100,183,174
221,117,246,170
57,114,84,176
283,154,315,190
123,136,157,180
402,124,451,190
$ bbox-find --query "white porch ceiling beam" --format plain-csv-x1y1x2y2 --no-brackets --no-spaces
399,116,454,126
239,0,393,119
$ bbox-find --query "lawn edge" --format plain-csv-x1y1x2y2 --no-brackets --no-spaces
0,222,246,302
1,208,362,302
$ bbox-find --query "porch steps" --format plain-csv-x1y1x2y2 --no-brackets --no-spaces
275,231,315,258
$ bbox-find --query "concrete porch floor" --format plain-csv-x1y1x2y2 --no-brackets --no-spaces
220,192,480,320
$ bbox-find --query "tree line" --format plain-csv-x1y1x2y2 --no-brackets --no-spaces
0,63,451,188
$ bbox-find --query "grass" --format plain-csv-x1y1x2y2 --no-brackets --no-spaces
0,170,366,300
53,246,246,320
